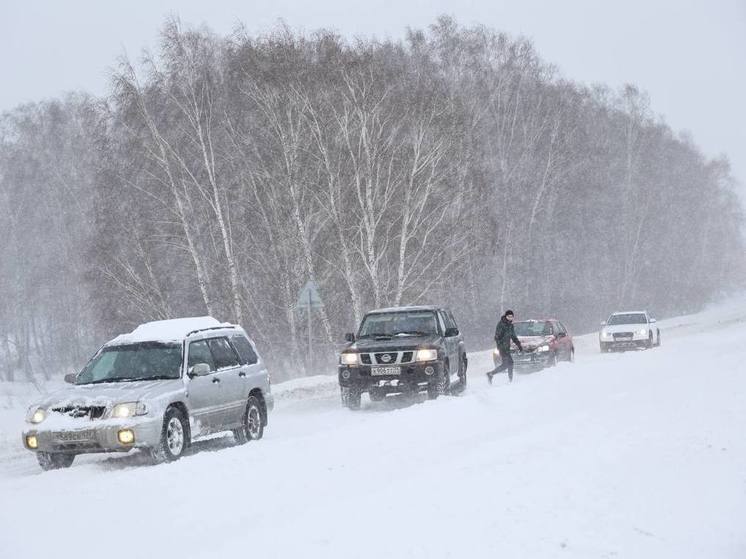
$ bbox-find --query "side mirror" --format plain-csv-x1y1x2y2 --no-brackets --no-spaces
344,332,356,343
64,373,77,384
188,363,211,378
556,332,566,339
650,318,656,324
445,327,459,337
600,321,606,326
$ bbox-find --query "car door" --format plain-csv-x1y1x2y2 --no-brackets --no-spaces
185,339,222,435
230,333,263,399
206,337,244,429
555,321,571,359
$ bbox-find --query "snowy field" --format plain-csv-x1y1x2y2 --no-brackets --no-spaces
1,299,745,558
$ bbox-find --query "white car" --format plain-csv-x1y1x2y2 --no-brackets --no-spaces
599,311,661,352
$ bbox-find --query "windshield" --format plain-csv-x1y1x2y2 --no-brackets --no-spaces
76,342,183,384
358,311,439,338
608,313,647,325
513,321,552,337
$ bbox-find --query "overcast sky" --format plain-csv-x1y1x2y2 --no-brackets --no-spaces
2,0,744,196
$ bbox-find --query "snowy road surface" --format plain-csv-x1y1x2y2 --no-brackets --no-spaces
1,300,745,558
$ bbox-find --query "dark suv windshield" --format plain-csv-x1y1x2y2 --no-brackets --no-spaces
358,311,439,338
513,321,552,336
608,313,647,325
76,342,183,384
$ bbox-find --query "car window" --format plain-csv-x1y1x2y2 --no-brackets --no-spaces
444,311,457,330
231,335,258,365
188,340,216,371
437,312,448,335
556,322,567,335
608,313,647,325
208,337,240,369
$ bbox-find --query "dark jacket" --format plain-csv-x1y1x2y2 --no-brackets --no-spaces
494,316,522,352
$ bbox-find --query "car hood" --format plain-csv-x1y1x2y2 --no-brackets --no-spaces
515,335,554,350
35,379,184,409
347,334,441,352
603,324,647,334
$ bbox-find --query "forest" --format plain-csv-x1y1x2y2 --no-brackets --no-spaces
1,17,743,381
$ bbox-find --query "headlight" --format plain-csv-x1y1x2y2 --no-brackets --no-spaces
601,330,612,339
110,402,148,419
415,349,438,362
537,344,549,353
639,329,647,335
26,407,46,424
340,352,360,366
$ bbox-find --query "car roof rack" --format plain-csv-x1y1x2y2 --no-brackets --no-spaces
186,325,238,337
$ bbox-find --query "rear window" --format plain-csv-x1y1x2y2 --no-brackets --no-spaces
231,335,259,365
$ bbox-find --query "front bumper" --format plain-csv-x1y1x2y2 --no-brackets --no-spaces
338,361,443,392
601,339,648,350
493,350,552,370
22,417,162,455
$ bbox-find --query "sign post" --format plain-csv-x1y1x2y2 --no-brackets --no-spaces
296,280,323,371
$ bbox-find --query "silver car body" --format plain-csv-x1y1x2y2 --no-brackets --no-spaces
22,316,273,456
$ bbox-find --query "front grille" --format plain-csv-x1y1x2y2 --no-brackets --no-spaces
613,332,633,340
51,406,107,420
374,352,398,365
360,351,416,365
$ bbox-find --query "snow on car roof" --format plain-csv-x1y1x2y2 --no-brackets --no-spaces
610,310,647,315
367,305,440,314
107,316,235,345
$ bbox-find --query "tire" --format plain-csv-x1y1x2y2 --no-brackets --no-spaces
368,390,385,403
150,406,188,464
548,352,558,367
451,353,468,395
341,386,362,410
599,343,607,353
234,395,264,444
656,331,661,347
427,362,450,400
568,347,575,363
37,452,75,471
646,334,653,349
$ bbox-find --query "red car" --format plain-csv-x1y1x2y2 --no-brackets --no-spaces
492,319,575,371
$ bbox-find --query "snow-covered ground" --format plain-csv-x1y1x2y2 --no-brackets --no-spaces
1,298,745,558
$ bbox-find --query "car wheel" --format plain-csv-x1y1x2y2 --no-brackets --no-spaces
451,353,468,395
150,406,188,464
234,395,264,444
568,347,575,363
37,452,75,471
427,362,450,400
656,331,661,347
549,352,558,367
341,386,362,410
646,334,653,349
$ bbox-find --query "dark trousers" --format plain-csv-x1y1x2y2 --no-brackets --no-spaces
493,350,514,381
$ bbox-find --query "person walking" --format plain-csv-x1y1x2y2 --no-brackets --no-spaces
488,310,523,384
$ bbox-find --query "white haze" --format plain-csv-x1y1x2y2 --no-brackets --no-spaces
2,0,745,201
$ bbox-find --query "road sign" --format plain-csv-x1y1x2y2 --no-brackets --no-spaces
297,280,323,309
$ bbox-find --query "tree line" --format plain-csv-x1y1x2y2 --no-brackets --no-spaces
1,17,743,382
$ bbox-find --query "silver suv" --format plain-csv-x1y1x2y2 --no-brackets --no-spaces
22,317,273,470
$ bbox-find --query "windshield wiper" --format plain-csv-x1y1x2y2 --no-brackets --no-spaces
394,331,430,337
83,375,178,385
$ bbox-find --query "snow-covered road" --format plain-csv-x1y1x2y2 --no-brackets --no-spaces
1,301,745,558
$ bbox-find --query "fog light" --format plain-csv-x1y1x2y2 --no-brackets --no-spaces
341,370,351,380
26,435,38,449
118,429,135,445
425,366,435,375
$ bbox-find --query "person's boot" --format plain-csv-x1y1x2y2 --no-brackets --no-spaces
486,371,494,384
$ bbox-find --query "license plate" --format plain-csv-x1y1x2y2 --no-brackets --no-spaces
54,430,95,442
371,366,400,376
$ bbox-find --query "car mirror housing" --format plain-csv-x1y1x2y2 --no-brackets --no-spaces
650,318,657,323
556,332,566,338
344,332,355,343
63,373,77,384
444,327,459,337
600,321,606,326
188,363,211,378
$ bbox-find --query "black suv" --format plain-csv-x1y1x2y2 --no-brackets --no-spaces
338,306,467,409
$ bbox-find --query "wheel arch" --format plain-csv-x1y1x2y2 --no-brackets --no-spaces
167,401,191,446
